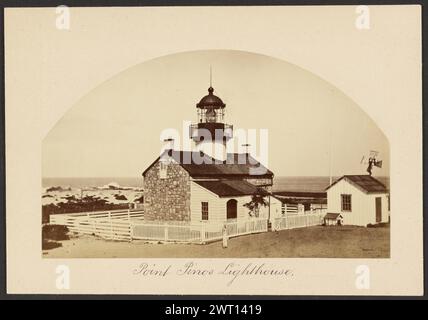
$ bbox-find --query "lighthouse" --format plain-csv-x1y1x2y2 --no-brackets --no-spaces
189,86,233,161
142,81,274,224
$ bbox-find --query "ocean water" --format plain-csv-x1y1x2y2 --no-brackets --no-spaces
42,177,144,189
43,176,390,192
273,176,333,192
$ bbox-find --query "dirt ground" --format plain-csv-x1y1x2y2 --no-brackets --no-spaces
43,225,390,259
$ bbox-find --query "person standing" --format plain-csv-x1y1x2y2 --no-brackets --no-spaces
222,224,228,248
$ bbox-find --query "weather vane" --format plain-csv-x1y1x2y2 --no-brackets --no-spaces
360,150,382,176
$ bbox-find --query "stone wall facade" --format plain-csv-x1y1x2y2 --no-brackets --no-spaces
143,160,191,221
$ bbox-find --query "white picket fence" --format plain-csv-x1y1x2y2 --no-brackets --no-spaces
132,218,268,243
272,212,325,231
49,210,267,243
50,210,324,243
285,204,299,214
310,207,327,215
49,209,144,241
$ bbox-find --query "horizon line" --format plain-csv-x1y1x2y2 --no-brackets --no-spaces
42,175,390,179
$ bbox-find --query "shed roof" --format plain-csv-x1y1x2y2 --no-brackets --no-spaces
142,150,273,178
194,180,268,197
325,175,388,194
324,213,341,220
273,191,327,199
272,195,327,205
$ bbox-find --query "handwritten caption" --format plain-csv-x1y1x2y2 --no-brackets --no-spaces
132,262,294,286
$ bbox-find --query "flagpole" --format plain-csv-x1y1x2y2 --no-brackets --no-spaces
328,103,333,186
329,140,332,185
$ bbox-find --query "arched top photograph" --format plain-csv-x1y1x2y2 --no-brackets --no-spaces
42,49,390,259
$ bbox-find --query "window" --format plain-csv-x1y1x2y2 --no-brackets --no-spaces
341,194,352,211
281,203,286,215
159,161,168,179
201,202,209,220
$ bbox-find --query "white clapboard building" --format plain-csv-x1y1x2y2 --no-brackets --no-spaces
325,175,389,226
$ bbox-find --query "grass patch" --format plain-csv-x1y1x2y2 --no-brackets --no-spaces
367,222,390,228
42,224,70,241
42,224,70,251
42,239,63,250
44,224,390,258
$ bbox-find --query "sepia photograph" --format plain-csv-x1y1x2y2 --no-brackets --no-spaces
42,50,390,259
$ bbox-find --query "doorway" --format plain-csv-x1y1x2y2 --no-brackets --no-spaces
375,197,382,223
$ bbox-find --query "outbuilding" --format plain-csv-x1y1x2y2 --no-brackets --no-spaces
325,175,389,226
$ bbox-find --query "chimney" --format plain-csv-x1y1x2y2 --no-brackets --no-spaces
164,138,175,150
242,144,251,156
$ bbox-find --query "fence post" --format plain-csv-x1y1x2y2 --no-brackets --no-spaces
92,218,96,235
127,209,131,221
84,212,92,235
129,223,133,242
128,215,133,242
164,225,169,241
200,223,206,243
306,214,309,227
109,211,114,240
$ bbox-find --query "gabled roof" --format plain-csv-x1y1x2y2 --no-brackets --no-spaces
325,175,388,194
142,150,274,178
194,180,268,197
325,213,341,220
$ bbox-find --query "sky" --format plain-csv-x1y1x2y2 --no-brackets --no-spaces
42,50,389,178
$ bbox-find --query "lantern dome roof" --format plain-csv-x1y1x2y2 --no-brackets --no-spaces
196,87,225,109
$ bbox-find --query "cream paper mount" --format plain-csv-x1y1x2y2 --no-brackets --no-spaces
4,5,423,295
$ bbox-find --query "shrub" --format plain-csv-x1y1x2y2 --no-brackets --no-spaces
244,193,268,217
42,198,130,224
367,223,389,228
42,239,62,250
42,224,70,241
134,195,144,203
114,194,128,201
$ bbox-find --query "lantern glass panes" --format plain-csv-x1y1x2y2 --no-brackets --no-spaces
205,109,217,123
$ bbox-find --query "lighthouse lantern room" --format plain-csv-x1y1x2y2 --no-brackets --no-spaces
189,86,233,160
